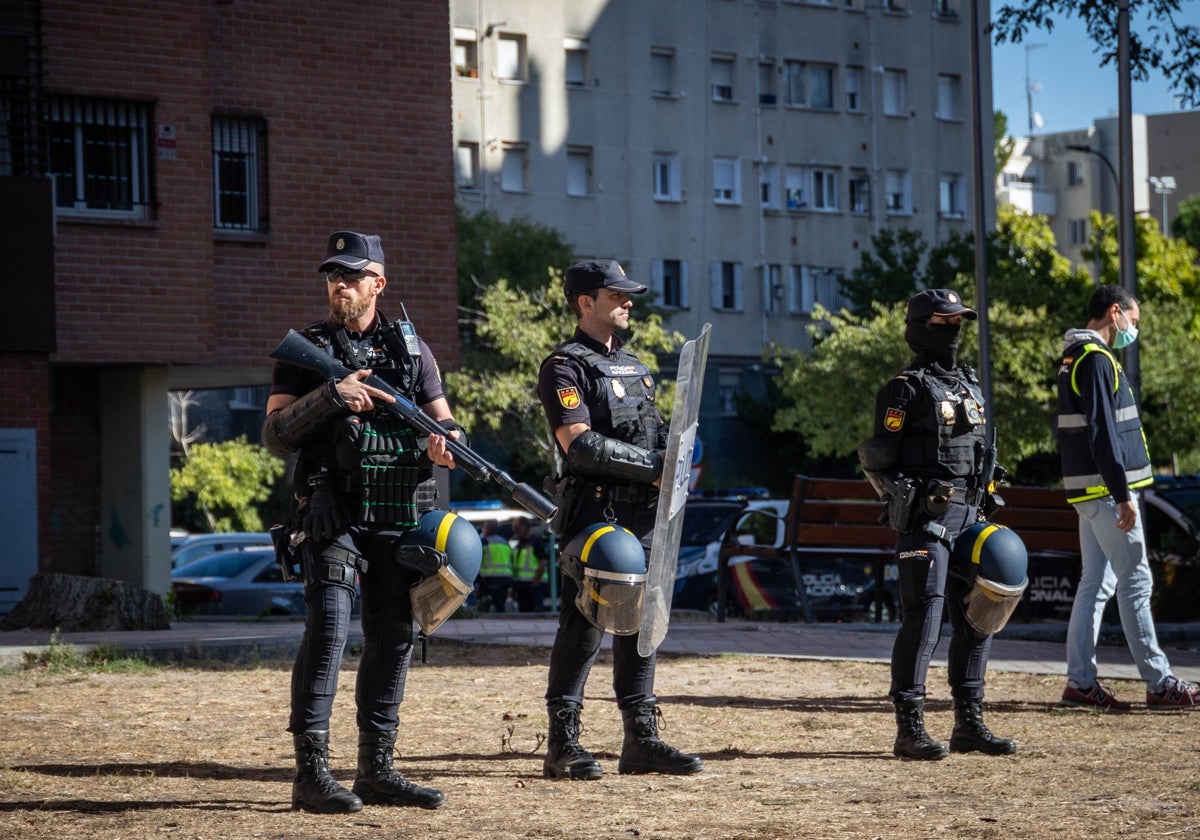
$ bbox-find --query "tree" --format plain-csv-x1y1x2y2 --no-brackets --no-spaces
839,228,974,315
992,1,1200,108
456,207,576,308
994,110,1016,177
169,437,284,532
1170,193,1200,256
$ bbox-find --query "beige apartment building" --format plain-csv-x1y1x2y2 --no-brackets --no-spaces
450,0,992,374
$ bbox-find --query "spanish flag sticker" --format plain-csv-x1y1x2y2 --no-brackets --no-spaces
557,387,580,409
884,407,905,432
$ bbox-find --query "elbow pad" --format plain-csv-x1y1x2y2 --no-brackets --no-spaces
262,381,349,457
564,430,663,484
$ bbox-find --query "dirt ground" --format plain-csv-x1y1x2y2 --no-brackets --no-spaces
1,641,1197,840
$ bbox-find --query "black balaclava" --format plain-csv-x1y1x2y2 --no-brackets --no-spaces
905,320,961,371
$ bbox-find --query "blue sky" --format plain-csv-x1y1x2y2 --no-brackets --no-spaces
990,4,1200,135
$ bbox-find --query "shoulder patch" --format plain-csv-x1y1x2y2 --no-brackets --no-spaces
557,387,580,409
884,407,905,432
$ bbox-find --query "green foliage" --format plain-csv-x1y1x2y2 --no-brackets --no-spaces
20,629,150,674
169,437,284,532
1171,194,1200,255
994,110,1016,177
456,206,577,307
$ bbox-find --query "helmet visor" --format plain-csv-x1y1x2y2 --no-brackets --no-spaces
576,568,645,635
963,576,1027,635
411,563,474,635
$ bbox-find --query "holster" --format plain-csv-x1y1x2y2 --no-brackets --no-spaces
270,523,302,582
884,477,920,534
544,474,582,535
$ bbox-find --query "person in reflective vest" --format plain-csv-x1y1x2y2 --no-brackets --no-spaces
1055,284,1198,711
510,516,548,612
477,519,514,613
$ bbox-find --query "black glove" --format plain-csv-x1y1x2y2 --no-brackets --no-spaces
303,487,348,543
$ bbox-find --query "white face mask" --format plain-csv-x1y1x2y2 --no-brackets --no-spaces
1113,308,1139,350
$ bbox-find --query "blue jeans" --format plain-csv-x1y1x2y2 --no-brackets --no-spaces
1066,493,1172,691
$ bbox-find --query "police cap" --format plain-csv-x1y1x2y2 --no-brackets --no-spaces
564,260,647,295
906,288,977,323
318,231,386,273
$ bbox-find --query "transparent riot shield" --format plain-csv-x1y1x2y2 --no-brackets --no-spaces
638,323,711,657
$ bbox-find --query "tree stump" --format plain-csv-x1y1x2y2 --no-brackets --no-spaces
0,573,170,631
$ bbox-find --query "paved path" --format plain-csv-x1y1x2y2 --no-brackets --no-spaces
2,615,1198,685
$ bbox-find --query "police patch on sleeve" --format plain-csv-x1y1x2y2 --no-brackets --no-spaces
557,387,580,409
884,407,905,432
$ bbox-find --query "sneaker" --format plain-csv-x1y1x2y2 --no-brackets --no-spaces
1059,683,1132,712
1147,677,1200,710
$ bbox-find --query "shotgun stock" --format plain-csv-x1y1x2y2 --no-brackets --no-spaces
270,329,557,523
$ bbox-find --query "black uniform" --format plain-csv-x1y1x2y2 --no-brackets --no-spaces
537,328,666,707
270,315,445,735
862,362,991,703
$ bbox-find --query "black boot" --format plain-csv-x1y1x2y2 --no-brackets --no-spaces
893,698,949,761
291,730,363,814
949,700,1017,755
617,700,704,776
543,700,603,780
351,730,445,809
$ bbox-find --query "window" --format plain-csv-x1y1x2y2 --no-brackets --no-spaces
45,95,154,219
789,265,848,314
939,174,964,217
883,70,907,116
652,259,689,309
885,169,911,214
935,0,959,17
211,114,268,232
455,141,479,190
713,157,740,204
496,33,527,81
651,48,675,96
784,61,834,109
849,169,870,214
936,74,961,120
811,167,839,211
653,153,681,201
710,261,743,311
785,165,806,210
711,55,735,102
500,142,527,192
758,60,777,106
845,66,863,112
717,367,741,417
1068,218,1088,246
1067,160,1086,186
760,162,780,209
564,37,590,87
566,146,592,196
882,0,906,11
762,263,783,314
453,27,478,77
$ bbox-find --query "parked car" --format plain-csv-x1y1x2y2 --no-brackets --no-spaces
171,531,273,569
171,547,306,618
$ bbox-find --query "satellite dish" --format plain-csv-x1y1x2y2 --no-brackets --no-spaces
1033,112,1045,129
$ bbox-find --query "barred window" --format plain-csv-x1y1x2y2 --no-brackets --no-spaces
212,114,269,232
45,95,154,219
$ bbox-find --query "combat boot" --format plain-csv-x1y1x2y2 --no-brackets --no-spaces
543,700,603,780
893,698,949,761
351,730,445,809
617,699,704,775
291,730,363,814
949,699,1017,755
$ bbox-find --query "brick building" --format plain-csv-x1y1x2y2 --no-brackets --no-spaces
0,0,458,610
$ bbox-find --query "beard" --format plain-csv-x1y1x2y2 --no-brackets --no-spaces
329,294,371,325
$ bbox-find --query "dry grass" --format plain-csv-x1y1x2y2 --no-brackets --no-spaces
1,641,1197,840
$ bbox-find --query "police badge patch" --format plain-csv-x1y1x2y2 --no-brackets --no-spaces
612,379,626,399
884,407,905,432
557,387,580,409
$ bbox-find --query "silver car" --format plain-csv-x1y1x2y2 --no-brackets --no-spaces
171,547,305,618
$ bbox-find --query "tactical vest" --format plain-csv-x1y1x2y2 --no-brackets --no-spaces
297,314,427,528
552,341,660,450
1056,340,1153,504
894,366,988,480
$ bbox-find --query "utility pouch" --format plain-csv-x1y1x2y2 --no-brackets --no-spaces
270,523,302,582
924,479,954,517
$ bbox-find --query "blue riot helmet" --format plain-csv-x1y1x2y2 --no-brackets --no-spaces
560,522,648,635
399,510,483,635
951,522,1029,635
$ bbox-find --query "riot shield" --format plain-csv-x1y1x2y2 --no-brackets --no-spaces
638,323,711,656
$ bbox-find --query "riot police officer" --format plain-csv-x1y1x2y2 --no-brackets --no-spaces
262,231,463,813
857,289,1016,761
536,259,704,780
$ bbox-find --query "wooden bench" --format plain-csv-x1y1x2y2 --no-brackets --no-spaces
715,474,1080,623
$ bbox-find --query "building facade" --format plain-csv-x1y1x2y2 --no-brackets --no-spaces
450,0,993,485
0,0,458,607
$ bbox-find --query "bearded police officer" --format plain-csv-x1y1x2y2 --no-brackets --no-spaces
858,289,1017,760
262,231,462,813
536,259,704,780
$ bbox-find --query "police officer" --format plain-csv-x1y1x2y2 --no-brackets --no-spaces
857,289,1016,760
262,231,460,813
536,259,704,780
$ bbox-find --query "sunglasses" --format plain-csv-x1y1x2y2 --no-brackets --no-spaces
323,267,378,284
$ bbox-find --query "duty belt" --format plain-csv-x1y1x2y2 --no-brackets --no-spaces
589,482,655,505
946,486,986,506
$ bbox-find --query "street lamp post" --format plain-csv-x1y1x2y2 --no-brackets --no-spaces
1065,143,1118,188
1148,175,1177,233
